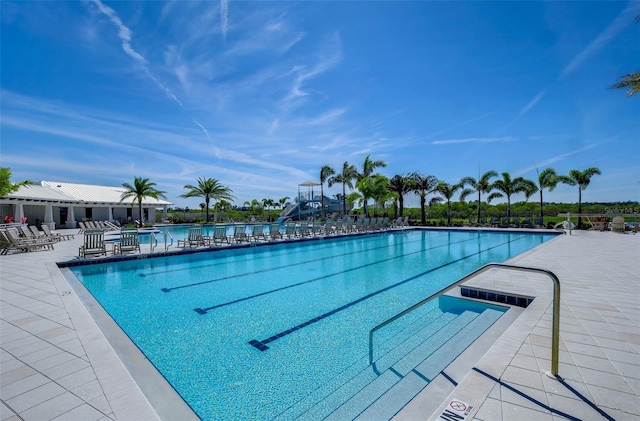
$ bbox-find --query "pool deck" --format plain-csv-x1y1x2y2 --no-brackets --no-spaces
1,228,638,420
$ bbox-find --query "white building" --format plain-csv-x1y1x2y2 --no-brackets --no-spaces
0,181,172,229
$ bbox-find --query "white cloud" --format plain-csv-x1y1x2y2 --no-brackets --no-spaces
559,2,640,80
432,137,516,145
220,0,228,42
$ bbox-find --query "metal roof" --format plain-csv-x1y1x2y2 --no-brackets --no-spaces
15,181,174,206
4,185,77,202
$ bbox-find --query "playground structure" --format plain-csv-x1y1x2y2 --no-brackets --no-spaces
277,181,346,223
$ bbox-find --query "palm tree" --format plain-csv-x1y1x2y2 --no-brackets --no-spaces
357,155,387,216
459,170,498,222
435,182,463,226
535,168,559,221
611,16,639,96
612,73,640,97
328,161,358,216
370,175,391,216
320,165,335,218
558,167,602,228
0,167,37,197
279,196,290,209
388,174,414,217
410,173,438,225
120,176,167,227
180,177,235,223
488,172,537,220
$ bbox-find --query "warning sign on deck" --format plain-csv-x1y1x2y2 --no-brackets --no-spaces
438,398,474,421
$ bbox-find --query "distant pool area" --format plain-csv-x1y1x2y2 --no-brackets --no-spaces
64,229,559,420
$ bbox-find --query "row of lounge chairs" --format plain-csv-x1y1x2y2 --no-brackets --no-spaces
176,216,410,249
466,216,540,229
0,225,70,254
77,220,120,233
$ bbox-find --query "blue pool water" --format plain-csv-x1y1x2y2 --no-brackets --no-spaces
69,229,557,420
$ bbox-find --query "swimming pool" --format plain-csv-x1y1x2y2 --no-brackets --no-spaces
67,229,557,420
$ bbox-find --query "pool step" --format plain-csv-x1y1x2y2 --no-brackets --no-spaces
323,310,480,421
278,307,449,421
355,308,504,420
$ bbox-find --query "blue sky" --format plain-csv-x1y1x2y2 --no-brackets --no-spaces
1,1,639,209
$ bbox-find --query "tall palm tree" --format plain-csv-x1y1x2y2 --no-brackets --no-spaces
388,174,414,217
459,170,498,222
357,155,387,216
488,172,537,220
328,161,358,216
120,177,167,227
435,182,463,226
536,168,559,221
558,167,602,228
410,172,438,225
180,177,235,223
320,165,335,218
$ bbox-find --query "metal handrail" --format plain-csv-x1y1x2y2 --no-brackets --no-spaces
150,232,158,253
164,231,173,251
368,263,562,379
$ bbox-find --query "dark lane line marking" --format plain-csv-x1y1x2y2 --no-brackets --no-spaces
248,237,525,351
162,232,447,292
193,234,491,314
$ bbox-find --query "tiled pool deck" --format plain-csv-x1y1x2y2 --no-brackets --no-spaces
1,228,638,420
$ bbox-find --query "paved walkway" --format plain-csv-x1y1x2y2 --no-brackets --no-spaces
1,229,638,420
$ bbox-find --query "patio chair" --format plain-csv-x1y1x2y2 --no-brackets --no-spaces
79,230,106,258
212,225,229,245
178,226,204,248
611,216,626,233
115,229,140,254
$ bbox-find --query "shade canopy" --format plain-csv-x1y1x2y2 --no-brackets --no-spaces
299,181,321,187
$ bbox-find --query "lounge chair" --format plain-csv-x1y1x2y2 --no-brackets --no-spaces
611,216,626,233
78,221,88,234
268,223,283,240
230,224,248,243
298,220,312,237
2,229,53,253
178,226,204,248
79,230,106,257
42,224,74,240
311,220,324,236
28,225,55,242
115,229,140,254
249,224,265,242
17,226,55,249
284,221,297,239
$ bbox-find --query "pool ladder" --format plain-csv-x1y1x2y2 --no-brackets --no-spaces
368,263,562,379
150,231,173,253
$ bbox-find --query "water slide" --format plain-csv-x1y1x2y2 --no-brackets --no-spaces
277,181,347,223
